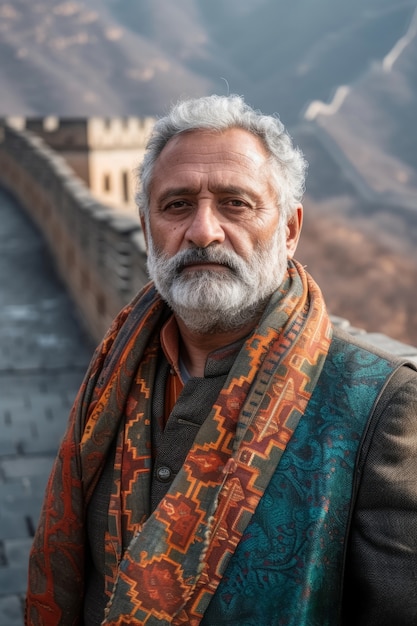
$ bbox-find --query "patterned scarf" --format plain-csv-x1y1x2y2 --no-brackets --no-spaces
26,260,332,626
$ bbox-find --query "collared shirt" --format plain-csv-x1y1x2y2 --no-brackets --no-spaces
160,315,185,426
160,315,248,426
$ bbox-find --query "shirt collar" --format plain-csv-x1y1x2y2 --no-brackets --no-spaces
160,315,248,381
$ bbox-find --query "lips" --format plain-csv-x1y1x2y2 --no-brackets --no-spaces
181,260,223,269
179,260,233,276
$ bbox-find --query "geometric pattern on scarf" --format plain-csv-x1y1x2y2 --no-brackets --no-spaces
25,260,332,626
101,260,332,625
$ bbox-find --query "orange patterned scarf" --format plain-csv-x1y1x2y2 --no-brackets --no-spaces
26,260,332,626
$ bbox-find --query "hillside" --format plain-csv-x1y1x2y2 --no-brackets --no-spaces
294,123,417,345
298,194,417,346
295,6,417,345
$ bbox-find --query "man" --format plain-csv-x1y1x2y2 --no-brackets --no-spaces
26,95,417,625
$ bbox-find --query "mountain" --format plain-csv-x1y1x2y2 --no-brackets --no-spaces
1,0,416,121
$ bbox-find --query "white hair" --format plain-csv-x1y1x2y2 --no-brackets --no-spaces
136,94,307,221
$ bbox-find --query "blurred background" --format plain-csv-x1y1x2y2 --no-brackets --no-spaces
1,0,417,343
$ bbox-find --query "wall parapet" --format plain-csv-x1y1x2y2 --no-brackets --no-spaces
0,121,148,342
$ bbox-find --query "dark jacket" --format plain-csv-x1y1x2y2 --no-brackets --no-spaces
201,327,417,625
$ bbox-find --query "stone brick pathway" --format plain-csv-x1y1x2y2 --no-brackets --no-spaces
0,187,93,625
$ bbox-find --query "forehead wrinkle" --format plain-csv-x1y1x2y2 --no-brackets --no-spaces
159,131,269,168
154,158,267,191
166,150,266,170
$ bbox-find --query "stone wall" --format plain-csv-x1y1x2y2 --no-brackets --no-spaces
0,122,148,343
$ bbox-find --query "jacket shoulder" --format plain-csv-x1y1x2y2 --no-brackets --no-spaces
330,325,417,372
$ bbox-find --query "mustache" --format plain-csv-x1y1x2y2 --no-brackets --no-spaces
165,246,243,276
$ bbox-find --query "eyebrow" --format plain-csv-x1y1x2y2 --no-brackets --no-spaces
156,184,258,204
157,187,197,204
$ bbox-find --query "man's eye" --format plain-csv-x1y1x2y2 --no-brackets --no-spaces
164,200,189,210
224,199,244,206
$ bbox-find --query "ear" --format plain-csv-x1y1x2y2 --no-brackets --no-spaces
285,205,303,258
140,214,149,251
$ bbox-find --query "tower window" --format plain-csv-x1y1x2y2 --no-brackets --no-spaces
103,174,111,192
122,171,129,203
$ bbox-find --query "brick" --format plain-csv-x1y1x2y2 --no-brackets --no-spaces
4,538,33,569
1,456,55,481
0,595,24,626
0,565,29,595
0,510,29,541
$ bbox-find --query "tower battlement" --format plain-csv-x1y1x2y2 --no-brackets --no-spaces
4,116,155,150
3,116,156,214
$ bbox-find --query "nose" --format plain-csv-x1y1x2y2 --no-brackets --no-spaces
185,203,225,248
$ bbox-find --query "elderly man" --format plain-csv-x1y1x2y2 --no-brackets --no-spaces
26,95,417,626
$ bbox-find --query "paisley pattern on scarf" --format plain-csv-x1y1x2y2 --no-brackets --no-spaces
26,261,332,626
201,335,399,625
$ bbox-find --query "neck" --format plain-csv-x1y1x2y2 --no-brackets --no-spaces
176,316,259,377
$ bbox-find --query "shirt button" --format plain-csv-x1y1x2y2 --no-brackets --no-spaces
156,466,172,482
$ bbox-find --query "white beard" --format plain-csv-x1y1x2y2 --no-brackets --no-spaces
146,221,288,334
